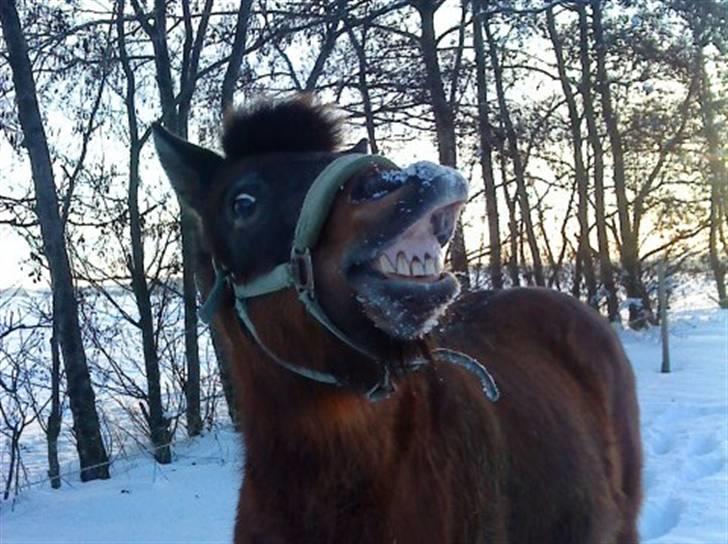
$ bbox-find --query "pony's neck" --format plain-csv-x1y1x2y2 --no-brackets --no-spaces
233,331,402,493
219,293,394,445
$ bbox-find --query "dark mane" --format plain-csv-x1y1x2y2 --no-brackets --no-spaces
222,95,343,159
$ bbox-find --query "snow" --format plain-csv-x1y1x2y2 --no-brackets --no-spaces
2,296,727,543
381,160,466,190
628,305,728,543
2,429,243,543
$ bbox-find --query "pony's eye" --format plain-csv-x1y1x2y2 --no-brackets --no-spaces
232,193,256,219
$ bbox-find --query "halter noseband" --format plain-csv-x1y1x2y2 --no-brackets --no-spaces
198,153,499,403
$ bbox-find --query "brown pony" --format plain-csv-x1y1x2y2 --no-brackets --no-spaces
153,95,642,543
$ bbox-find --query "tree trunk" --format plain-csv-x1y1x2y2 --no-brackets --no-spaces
0,0,109,481
577,4,619,322
590,0,651,328
573,249,583,297
177,0,212,438
304,0,345,91
473,0,502,289
130,166,173,462
3,432,18,500
221,1,252,113
414,0,469,286
345,18,380,154
547,7,596,305
147,0,252,430
117,3,173,462
131,0,211,437
483,15,544,286
47,330,62,489
499,149,520,286
696,46,728,308
181,211,203,437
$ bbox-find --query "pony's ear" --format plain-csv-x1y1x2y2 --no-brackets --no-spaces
152,123,224,213
348,138,369,154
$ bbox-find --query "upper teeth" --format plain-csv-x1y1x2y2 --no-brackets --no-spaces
377,252,443,277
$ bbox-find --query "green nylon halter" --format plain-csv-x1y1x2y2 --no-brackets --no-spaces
197,153,500,403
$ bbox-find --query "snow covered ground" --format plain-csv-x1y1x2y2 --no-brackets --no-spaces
2,295,726,543
2,429,243,543
629,305,727,542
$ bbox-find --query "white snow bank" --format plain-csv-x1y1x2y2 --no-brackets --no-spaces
2,429,242,543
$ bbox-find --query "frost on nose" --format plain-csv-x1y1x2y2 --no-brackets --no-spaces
353,161,468,203
351,166,407,202
385,161,468,191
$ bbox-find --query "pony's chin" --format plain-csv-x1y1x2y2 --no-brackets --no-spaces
351,268,460,340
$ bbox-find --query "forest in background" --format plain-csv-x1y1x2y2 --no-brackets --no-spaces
0,0,725,496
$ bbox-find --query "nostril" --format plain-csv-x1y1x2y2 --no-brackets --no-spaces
431,204,459,245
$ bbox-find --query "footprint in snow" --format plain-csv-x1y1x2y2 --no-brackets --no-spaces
686,432,720,456
681,453,725,482
639,497,683,541
646,430,674,456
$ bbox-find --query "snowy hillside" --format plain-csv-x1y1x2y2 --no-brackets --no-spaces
2,303,727,543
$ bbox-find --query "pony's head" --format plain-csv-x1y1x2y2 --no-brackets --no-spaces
154,95,467,391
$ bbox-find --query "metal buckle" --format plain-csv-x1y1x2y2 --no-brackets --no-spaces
366,365,396,402
291,248,315,296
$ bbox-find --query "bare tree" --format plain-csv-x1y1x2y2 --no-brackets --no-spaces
343,9,381,154
0,316,45,499
116,0,172,462
576,2,619,322
127,0,217,438
483,10,545,286
691,15,727,307
46,326,62,488
472,0,503,288
0,0,109,481
546,5,597,304
590,0,652,327
221,1,254,113
411,0,470,284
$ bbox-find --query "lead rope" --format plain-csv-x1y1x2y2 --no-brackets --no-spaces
235,298,340,385
432,348,500,402
198,262,229,324
236,296,396,400
199,263,396,400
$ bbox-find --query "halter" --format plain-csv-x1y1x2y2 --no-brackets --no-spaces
198,153,499,402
